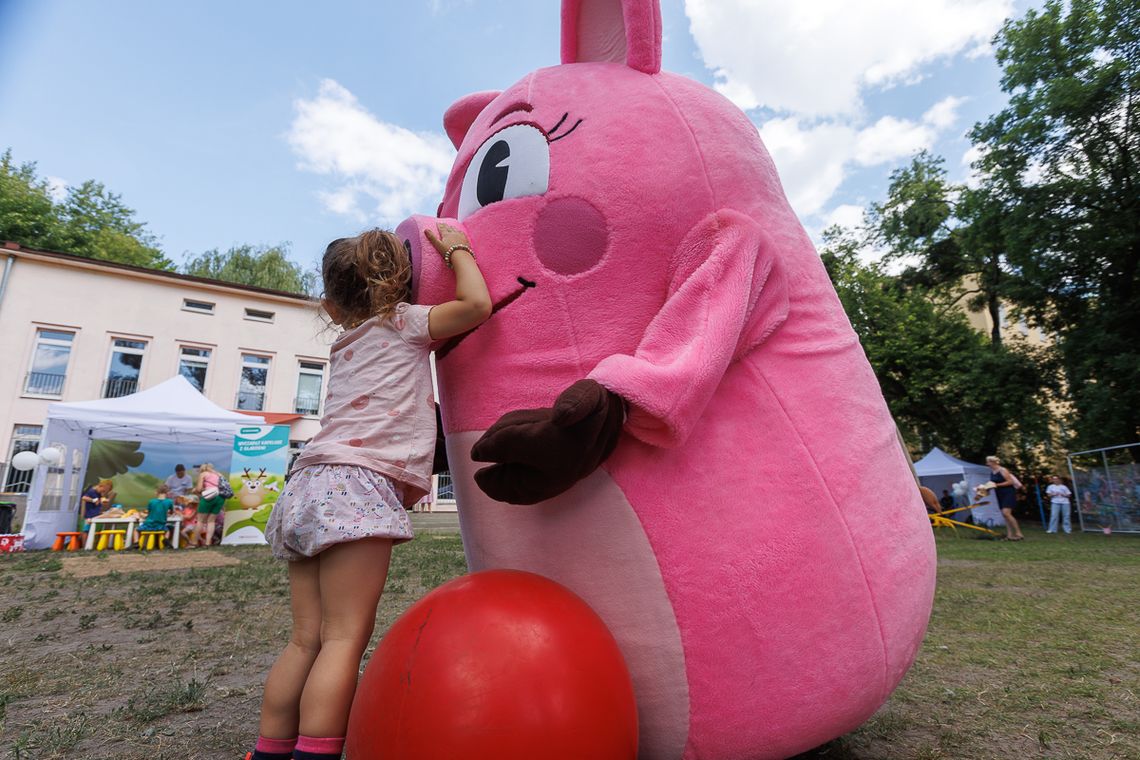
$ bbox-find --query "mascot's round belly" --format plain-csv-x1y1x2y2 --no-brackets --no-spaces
446,356,934,760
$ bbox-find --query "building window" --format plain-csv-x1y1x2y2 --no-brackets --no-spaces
178,347,211,392
295,362,325,415
103,338,146,398
183,299,215,314
244,308,276,323
4,425,42,493
237,354,271,410
24,329,74,397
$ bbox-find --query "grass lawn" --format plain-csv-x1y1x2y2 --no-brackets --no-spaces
1,522,1137,759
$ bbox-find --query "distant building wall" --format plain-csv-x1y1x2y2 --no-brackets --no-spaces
0,243,330,499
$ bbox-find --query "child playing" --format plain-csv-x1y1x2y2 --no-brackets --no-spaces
247,224,491,760
138,484,174,535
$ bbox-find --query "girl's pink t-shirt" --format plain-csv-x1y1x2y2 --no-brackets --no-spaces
291,303,436,504
200,471,220,489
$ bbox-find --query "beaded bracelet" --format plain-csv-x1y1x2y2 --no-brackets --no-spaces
443,244,475,269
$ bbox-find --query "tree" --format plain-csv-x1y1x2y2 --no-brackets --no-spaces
821,227,1056,464
971,0,1140,449
867,152,1011,347
0,149,172,271
183,244,316,295
0,150,60,246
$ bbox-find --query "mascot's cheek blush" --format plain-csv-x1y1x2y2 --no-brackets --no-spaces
534,196,609,276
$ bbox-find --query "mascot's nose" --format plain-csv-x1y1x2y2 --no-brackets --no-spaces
395,216,466,304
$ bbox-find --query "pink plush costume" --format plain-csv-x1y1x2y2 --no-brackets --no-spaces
399,1,936,757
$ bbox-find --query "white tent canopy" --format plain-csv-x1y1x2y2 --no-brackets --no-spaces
913,446,1004,527
913,447,992,479
22,376,264,548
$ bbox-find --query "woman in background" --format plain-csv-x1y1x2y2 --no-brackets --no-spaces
986,456,1024,541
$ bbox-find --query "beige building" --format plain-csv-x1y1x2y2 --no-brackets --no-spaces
0,241,330,511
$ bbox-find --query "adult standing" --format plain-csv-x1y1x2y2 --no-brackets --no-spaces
986,456,1024,541
194,463,225,547
1045,476,1073,534
164,464,194,499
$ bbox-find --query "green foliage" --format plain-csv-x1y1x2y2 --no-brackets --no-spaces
971,0,1140,449
183,243,316,295
822,228,1055,463
84,440,145,487
867,153,1011,347
0,150,58,245
0,149,172,270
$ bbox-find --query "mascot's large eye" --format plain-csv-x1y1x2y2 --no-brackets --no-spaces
457,124,550,221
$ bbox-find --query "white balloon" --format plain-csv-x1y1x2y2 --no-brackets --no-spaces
11,450,40,471
38,447,62,466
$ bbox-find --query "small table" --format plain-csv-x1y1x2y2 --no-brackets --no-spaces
84,515,184,550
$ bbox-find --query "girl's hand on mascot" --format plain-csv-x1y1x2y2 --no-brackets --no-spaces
424,223,470,258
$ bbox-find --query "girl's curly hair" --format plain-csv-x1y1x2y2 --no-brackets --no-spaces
321,229,412,327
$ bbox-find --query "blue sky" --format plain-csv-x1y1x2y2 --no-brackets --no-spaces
0,0,1039,273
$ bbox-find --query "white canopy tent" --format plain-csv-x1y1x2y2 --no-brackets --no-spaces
913,446,1004,527
22,376,263,548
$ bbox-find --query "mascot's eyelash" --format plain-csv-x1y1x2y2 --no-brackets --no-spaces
547,113,583,142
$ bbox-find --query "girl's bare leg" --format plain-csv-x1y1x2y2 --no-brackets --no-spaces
259,558,322,739
298,538,393,738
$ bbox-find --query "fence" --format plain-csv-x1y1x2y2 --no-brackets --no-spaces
1067,443,1140,534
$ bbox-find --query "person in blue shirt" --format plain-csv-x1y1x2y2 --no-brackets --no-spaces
80,480,111,529
138,484,175,534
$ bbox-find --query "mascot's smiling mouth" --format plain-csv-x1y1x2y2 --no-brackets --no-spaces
435,276,536,361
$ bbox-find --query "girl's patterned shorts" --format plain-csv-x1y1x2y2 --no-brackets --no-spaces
265,464,414,561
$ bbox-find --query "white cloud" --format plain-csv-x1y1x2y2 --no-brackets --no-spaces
288,79,455,223
760,106,949,217
683,0,1012,119
922,96,967,130
854,116,937,167
683,2,1000,220
823,204,866,231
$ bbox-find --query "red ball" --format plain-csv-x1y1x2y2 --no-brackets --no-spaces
346,570,638,760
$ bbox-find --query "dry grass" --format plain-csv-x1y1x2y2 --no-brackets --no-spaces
1,524,1137,759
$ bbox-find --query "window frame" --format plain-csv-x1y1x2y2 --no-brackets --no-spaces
182,298,216,315
177,345,213,393
244,307,276,323
23,328,76,399
236,352,272,411
294,361,326,417
3,424,43,493
102,337,148,398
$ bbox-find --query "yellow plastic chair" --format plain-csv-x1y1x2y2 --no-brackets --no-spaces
95,529,127,551
137,530,167,551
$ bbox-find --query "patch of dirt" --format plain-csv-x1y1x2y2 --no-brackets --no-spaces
61,551,242,578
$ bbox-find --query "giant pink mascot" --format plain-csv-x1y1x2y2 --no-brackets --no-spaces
397,1,936,757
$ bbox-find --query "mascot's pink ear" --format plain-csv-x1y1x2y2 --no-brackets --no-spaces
443,90,502,150
561,0,662,75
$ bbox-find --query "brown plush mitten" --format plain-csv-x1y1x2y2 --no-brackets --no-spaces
471,379,625,504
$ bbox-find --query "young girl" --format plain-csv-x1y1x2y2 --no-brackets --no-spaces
247,224,491,760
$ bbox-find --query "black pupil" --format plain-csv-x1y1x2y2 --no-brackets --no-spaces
477,139,510,207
